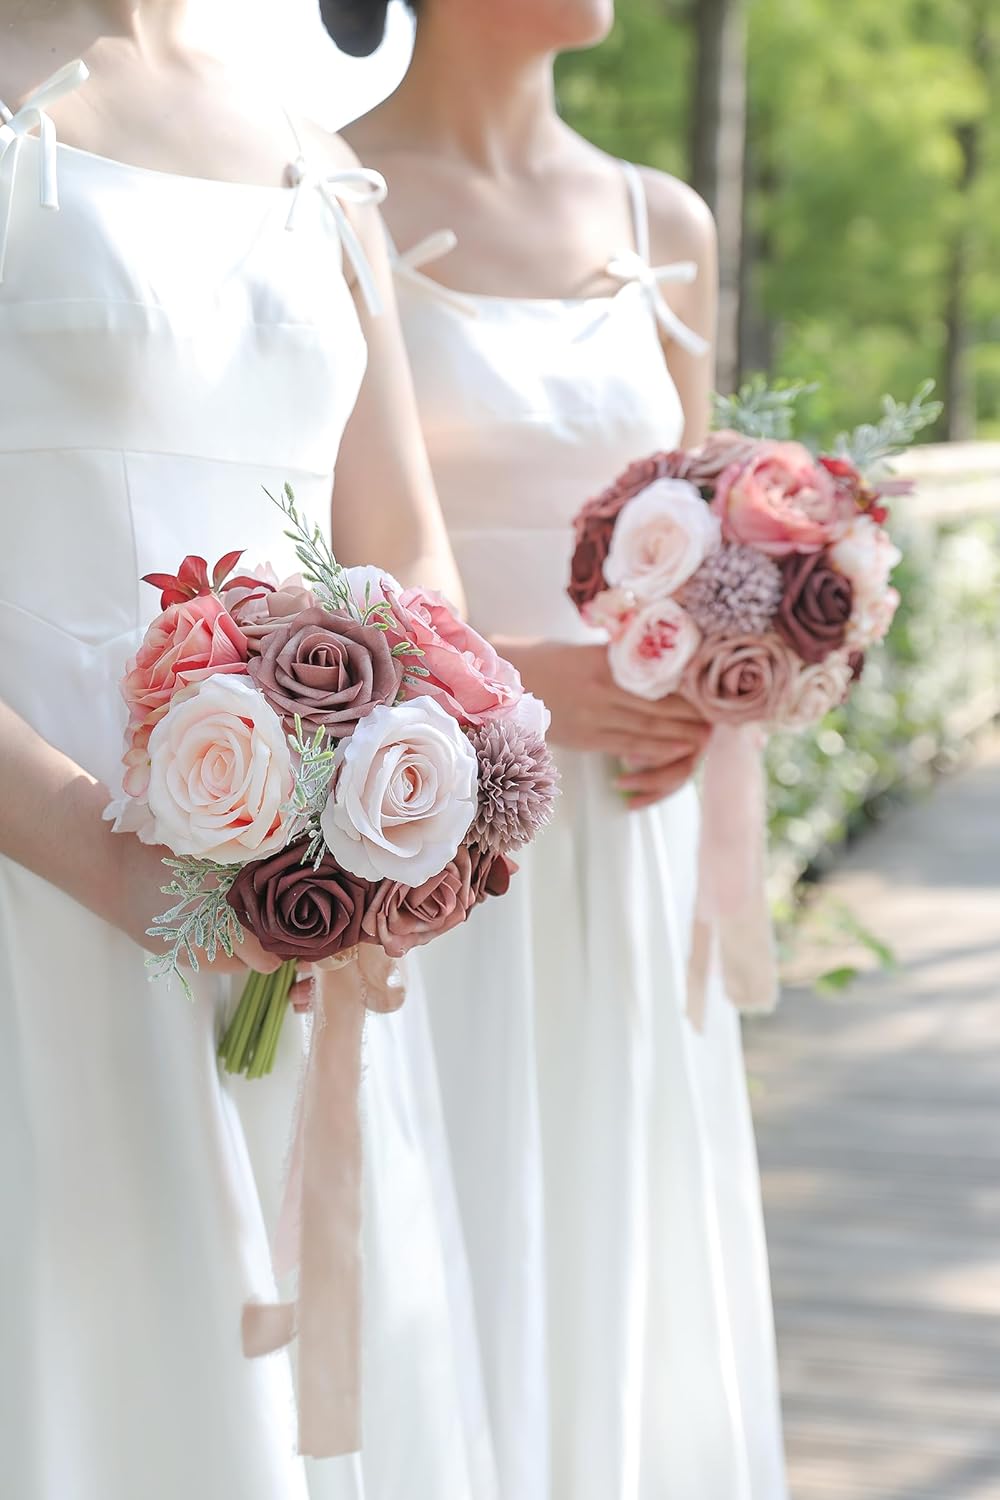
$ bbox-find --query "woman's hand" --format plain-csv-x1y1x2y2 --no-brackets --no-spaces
498,639,710,808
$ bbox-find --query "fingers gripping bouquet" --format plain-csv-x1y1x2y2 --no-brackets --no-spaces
568,383,939,1024
107,486,557,1457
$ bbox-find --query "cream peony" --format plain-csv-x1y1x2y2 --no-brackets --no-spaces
828,516,902,647
146,674,294,863
608,597,702,701
603,478,721,601
320,698,478,885
779,653,854,729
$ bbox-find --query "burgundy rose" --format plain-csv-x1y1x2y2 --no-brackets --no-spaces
247,605,403,736
775,549,854,665
362,847,477,958
568,453,682,612
227,840,370,960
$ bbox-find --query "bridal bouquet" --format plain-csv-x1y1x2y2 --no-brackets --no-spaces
567,383,939,1019
109,487,557,1077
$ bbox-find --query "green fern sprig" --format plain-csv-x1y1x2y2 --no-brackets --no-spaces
146,858,243,995
834,380,942,478
266,483,357,616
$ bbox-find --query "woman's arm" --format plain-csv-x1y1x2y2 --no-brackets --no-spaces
0,699,280,971
638,168,719,448
324,141,465,608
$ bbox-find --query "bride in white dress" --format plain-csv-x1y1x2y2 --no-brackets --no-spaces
342,1,788,1497
0,7,494,1498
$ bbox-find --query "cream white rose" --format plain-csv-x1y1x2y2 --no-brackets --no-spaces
146,674,294,863
829,516,902,647
345,564,403,613
321,698,478,884
779,653,853,729
608,597,702,701
603,478,722,601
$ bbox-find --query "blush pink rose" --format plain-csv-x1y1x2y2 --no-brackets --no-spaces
828,516,902,647
603,478,722,601
120,594,249,797
607,597,702,701
146,675,294,863
387,586,523,725
712,441,853,557
778,653,854,729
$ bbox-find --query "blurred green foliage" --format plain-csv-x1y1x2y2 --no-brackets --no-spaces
557,0,1000,435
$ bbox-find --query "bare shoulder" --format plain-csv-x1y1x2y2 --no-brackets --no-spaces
634,166,717,267
294,117,367,176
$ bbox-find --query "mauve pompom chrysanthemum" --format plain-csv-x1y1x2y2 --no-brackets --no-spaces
681,542,783,637
467,720,559,856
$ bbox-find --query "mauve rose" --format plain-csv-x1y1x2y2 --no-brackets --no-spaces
225,568,318,648
247,605,403,736
568,453,681,611
683,633,793,726
775,549,854,664
674,430,760,490
362,847,476,958
386,587,523,725
228,840,370,961
712,441,854,557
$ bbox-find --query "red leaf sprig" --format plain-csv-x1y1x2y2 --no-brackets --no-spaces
142,549,270,610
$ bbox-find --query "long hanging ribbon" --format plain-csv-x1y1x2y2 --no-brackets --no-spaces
687,723,779,1030
242,945,404,1458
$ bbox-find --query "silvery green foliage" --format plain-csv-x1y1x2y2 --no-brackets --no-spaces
268,482,358,616
287,716,338,867
834,380,942,478
147,858,243,995
712,377,817,440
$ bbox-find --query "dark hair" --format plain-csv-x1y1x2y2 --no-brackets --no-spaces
319,0,415,58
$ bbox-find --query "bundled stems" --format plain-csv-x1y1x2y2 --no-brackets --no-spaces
219,960,298,1077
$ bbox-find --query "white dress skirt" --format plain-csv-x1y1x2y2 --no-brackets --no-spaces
0,70,494,1500
396,163,788,1500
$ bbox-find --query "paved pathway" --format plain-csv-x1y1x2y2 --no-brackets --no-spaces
746,735,1000,1499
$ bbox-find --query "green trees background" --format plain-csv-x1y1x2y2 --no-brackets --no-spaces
557,0,999,439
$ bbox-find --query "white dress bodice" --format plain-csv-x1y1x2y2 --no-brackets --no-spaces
0,62,373,787
391,161,703,642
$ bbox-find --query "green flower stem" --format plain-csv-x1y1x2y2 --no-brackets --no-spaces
247,962,298,1080
218,969,264,1072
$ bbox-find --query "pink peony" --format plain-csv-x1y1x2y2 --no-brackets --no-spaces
607,597,702,701
602,477,722,601
386,586,523,725
711,441,854,557
121,594,248,797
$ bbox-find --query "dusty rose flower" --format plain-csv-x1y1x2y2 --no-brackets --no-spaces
674,430,761,490
386,586,523,725
681,542,783,637
228,839,370,960
321,698,479,885
775,549,854,664
225,566,317,647
146,675,294,863
247,605,402,737
602,477,721,601
828,516,902,647
568,453,681,611
121,594,249,797
469,845,517,903
362,847,477,958
779,653,854,729
712,441,854,557
467,719,559,856
608,597,702,701
683,633,793,726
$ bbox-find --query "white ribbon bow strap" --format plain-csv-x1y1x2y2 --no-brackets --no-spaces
286,160,388,318
0,59,89,283
606,249,710,357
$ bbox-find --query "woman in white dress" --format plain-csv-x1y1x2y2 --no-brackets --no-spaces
339,2,788,1497
0,6,494,1499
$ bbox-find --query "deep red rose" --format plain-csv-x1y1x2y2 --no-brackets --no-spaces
227,840,370,960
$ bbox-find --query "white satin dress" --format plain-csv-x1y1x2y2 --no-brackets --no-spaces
0,64,494,1500
399,164,788,1500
